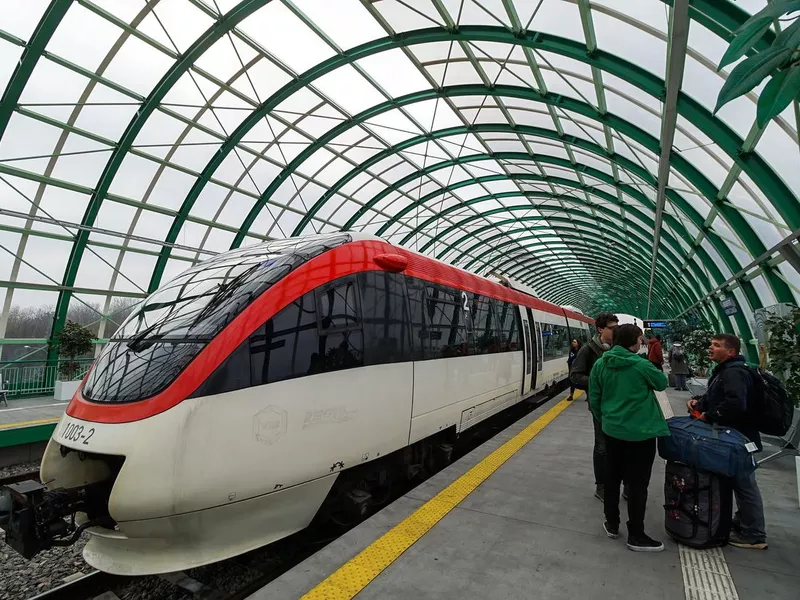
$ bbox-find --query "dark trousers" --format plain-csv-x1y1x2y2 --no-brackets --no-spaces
734,470,767,540
592,416,606,485
604,435,656,536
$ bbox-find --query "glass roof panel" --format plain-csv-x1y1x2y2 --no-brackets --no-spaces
1,0,799,350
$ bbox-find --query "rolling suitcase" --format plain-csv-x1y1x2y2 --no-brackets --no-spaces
663,460,733,548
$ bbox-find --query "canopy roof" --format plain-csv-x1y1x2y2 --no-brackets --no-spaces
1,0,799,360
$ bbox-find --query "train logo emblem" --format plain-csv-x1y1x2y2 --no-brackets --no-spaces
253,406,288,445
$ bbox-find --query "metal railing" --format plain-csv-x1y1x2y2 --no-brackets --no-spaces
0,360,93,398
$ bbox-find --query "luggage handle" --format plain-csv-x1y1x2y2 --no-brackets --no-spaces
678,419,724,439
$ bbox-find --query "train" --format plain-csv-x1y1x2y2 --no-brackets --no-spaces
0,233,593,575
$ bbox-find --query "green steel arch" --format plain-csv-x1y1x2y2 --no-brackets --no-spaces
142,26,800,287
1,0,798,364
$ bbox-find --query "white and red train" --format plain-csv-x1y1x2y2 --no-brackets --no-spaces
1,233,592,575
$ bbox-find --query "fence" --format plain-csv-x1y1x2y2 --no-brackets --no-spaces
0,360,93,398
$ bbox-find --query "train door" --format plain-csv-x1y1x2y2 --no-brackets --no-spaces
534,320,544,372
526,308,539,391
520,307,533,396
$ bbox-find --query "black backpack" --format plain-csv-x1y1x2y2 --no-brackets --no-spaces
745,366,793,436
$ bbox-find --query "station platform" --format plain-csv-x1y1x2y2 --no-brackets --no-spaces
0,395,65,429
252,389,800,600
0,396,63,461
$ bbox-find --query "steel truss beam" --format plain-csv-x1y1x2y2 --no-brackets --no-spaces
142,27,799,290
209,80,793,305
22,2,790,352
648,0,690,317
49,0,268,361
338,145,764,312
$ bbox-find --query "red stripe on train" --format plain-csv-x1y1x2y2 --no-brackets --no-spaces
66,239,588,424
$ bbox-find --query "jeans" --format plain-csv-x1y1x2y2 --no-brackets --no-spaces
734,470,767,540
674,374,687,389
604,435,657,536
592,416,606,485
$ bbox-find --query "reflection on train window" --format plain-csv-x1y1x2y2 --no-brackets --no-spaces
84,341,206,403
541,323,570,360
250,292,320,385
496,302,522,352
313,278,364,374
406,277,428,360
359,271,412,365
318,279,359,331
425,285,470,359
470,294,500,354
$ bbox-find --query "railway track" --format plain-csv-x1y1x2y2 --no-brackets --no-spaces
26,571,131,600
0,469,40,487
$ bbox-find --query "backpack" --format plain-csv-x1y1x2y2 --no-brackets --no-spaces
744,366,793,436
672,346,685,363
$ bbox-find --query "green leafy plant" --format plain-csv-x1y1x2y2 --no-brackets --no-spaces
683,328,715,377
49,320,93,379
715,1,800,127
764,307,800,408
664,320,694,343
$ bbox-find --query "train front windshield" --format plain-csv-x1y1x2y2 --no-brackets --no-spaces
83,234,351,404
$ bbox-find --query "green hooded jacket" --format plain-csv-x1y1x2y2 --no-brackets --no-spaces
589,345,670,441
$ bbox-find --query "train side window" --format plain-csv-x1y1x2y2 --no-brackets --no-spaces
311,277,364,374
496,303,521,352
471,294,498,355
541,323,553,359
191,338,252,397
405,277,428,360
317,278,360,331
250,291,320,385
359,271,413,365
425,285,470,359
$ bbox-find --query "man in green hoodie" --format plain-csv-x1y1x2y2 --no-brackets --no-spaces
589,323,669,552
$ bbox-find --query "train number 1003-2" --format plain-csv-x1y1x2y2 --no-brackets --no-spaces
60,421,95,445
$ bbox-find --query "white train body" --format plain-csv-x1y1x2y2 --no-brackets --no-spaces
36,234,593,575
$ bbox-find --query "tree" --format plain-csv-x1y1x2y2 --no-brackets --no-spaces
715,1,800,127
764,306,800,408
49,320,94,379
684,328,715,377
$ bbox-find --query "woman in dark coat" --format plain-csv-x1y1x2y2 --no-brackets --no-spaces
668,341,691,391
567,339,581,400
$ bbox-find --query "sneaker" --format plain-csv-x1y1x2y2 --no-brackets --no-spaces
594,484,605,502
603,521,620,539
627,533,665,553
729,531,768,550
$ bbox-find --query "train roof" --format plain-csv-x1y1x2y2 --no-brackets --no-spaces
228,233,595,325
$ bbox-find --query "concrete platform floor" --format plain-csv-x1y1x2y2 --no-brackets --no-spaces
253,389,800,600
0,395,65,429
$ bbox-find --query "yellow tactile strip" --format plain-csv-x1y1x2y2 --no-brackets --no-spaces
301,394,579,599
0,417,59,430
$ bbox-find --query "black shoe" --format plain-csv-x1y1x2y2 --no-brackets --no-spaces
627,533,665,552
603,521,620,539
594,484,605,502
729,531,768,550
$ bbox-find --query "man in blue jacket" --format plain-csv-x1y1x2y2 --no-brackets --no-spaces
687,333,767,549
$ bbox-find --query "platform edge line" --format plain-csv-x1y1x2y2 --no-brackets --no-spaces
299,394,579,600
